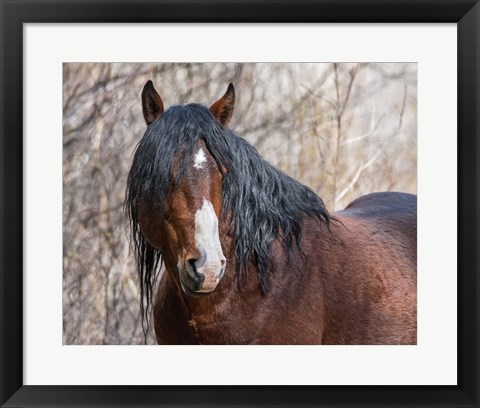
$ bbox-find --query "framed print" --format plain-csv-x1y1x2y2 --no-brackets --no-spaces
1,0,479,407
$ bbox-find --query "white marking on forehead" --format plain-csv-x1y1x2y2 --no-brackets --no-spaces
193,148,207,169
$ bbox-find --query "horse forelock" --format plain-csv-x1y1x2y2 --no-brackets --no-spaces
125,103,331,332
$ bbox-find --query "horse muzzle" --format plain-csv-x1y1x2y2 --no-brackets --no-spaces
178,255,226,296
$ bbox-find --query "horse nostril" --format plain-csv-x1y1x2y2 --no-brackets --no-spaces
221,258,226,268
187,258,202,278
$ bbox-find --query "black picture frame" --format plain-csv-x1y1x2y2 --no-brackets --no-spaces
1,1,479,407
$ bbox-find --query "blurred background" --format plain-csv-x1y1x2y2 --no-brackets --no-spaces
63,63,417,344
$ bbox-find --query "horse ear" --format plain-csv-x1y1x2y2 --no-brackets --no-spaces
141,80,164,125
210,83,235,127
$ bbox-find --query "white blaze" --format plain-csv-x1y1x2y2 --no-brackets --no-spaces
194,199,226,291
193,148,207,169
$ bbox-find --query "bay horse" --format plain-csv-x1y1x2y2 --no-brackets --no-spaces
126,81,417,345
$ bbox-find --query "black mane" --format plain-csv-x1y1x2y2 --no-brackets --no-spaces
126,104,330,326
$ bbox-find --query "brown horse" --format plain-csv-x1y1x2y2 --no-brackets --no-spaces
126,81,417,345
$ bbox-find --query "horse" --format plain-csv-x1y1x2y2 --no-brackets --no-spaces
125,81,417,345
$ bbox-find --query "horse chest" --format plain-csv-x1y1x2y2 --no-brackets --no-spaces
184,284,324,345
187,301,260,345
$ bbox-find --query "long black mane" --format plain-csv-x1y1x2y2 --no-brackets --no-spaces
126,104,330,326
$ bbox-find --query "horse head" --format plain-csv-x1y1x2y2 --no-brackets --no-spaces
134,81,235,296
